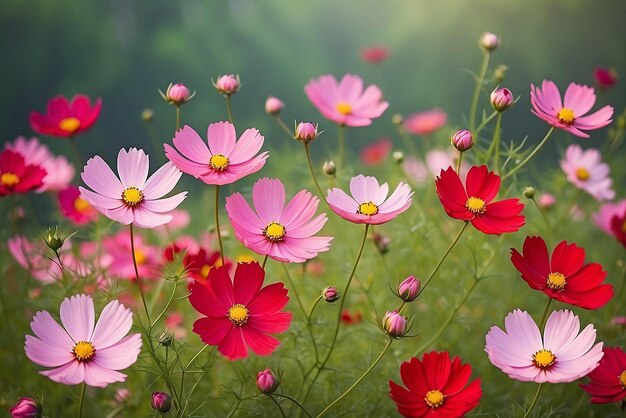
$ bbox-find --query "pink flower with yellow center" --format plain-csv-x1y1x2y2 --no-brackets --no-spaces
102,230,159,280
560,144,615,201
530,80,613,138
29,95,102,138
59,185,98,225
305,74,389,127
403,108,447,136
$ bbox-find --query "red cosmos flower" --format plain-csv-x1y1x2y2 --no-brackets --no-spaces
0,150,47,197
29,95,102,138
360,137,392,166
188,262,292,360
580,347,626,404
185,248,232,283
435,165,525,235
511,236,613,309
610,211,626,248
360,45,389,64
389,351,482,418
340,309,363,325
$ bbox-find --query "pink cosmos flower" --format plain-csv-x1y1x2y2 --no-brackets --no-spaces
360,137,392,166
29,95,102,138
403,108,447,136
305,74,389,127
59,185,98,225
593,200,626,235
485,309,603,383
102,230,159,280
530,80,613,138
164,122,268,186
560,144,614,201
225,178,332,263
327,175,413,224
25,294,141,387
80,148,187,228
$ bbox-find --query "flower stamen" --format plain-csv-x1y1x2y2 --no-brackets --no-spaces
424,389,445,408
122,187,144,206
228,304,249,326
466,196,486,214
336,101,352,115
59,117,81,133
546,272,566,291
619,370,626,388
357,201,379,216
575,167,590,181
73,197,91,213
73,341,96,362
209,154,229,171
263,222,286,242
533,349,556,369
0,172,19,187
557,108,575,125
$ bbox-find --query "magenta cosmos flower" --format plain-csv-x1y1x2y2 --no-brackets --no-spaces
164,122,268,186
29,95,102,138
485,309,603,383
305,74,389,127
225,178,332,263
79,148,187,228
327,175,413,225
25,294,142,387
560,144,614,201
189,262,292,360
403,108,448,136
530,80,613,138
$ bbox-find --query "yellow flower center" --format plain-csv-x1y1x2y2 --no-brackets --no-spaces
546,272,566,290
134,249,146,265
357,201,379,216
122,187,144,206
209,154,229,171
622,221,626,234
264,222,286,241
59,117,81,133
72,341,96,362
0,172,19,187
73,197,91,213
533,349,556,369
466,196,486,214
619,370,626,388
237,254,256,263
557,107,575,125
336,101,353,115
424,389,445,408
200,264,211,278
228,304,249,326
575,167,590,181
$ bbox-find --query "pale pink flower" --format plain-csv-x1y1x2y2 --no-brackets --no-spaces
25,294,142,387
265,96,284,115
154,209,191,236
327,175,413,224
593,200,626,235
403,108,447,135
485,309,603,383
560,144,614,201
538,193,556,209
305,74,388,127
165,122,267,186
102,230,159,280
401,155,428,185
80,148,187,228
403,150,469,186
225,178,332,263
530,80,613,138
164,311,187,340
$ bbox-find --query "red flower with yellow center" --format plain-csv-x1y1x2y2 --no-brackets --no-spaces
29,94,102,138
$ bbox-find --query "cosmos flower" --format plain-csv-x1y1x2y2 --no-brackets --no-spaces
593,200,626,236
580,347,626,404
25,294,142,387
59,185,98,225
530,80,613,138
389,351,482,417
360,45,389,64
29,95,102,138
102,230,159,280
403,108,447,136
360,137,392,166
0,150,46,197
560,144,614,201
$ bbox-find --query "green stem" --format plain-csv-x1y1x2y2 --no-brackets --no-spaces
175,105,181,131
225,96,234,123
316,338,393,417
503,127,555,180
419,222,468,295
150,281,178,328
469,50,491,133
215,185,225,265
69,137,82,167
538,297,552,330
271,396,287,418
531,197,552,245
130,224,151,324
274,394,313,418
78,382,86,418
304,142,327,203
337,125,345,168
475,110,498,137
262,254,269,269
456,151,463,175
395,125,419,157
307,296,322,322
485,112,502,170
275,116,294,137
523,383,544,418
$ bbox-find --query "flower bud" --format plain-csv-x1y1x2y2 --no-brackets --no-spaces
158,331,174,347
114,389,130,403
213,74,240,95
323,160,336,176
141,108,155,122
10,397,42,418
594,67,617,90
392,151,404,164
151,392,172,413
494,64,508,83
382,311,407,338
265,96,285,115
295,122,318,143
479,32,499,51
42,226,75,253
372,232,391,255
391,114,403,125
167,83,191,104
398,275,420,302
490,88,514,112
523,187,535,199
256,369,279,394
451,130,474,152
322,286,340,303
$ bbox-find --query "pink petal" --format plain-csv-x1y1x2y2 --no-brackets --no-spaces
338,73,364,102
229,128,264,164
94,333,142,369
30,310,74,350
79,187,122,210
543,310,580,352
142,162,183,199
225,193,265,231
164,144,210,178
81,156,123,199
207,122,237,156
25,335,73,367
563,83,596,116
60,295,95,342
142,192,187,213
503,309,542,355
83,362,128,387
171,125,211,164
573,105,614,130
132,206,173,228
91,300,134,349
105,205,135,225
327,188,359,213
117,148,149,188
252,178,285,224
41,361,85,385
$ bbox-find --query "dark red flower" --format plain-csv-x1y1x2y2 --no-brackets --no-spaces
435,165,525,234
185,248,232,283
29,94,102,138
340,309,363,325
593,67,617,90
610,211,626,248
360,137,392,166
580,347,626,404
0,150,47,196
511,236,613,309
360,45,389,64
389,351,481,417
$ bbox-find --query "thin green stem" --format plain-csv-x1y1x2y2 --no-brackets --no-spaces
150,281,178,328
316,338,393,417
503,127,555,180
469,50,491,133
523,383,544,418
395,125,419,156
531,197,552,245
456,151,463,175
475,110,498,136
304,142,327,203
175,105,181,131
130,224,151,324
274,394,313,418
419,222,468,295
307,296,322,322
262,254,269,269
274,116,294,137
538,297,553,330
69,137,82,167
494,112,502,173
271,396,287,418
215,185,225,265
225,96,234,123
78,382,86,418
337,125,345,168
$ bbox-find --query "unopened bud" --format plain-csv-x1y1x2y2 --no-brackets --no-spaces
295,122,318,143
151,392,172,413
391,114,403,125
398,275,420,302
159,83,195,106
42,226,74,253
490,88,514,112
392,151,405,164
451,130,474,152
382,311,408,338
323,161,336,176
494,65,508,83
265,96,285,115
213,74,240,95
479,32,499,52
10,397,42,418
322,286,340,303
141,108,155,122
158,331,174,347
523,187,536,199
256,369,279,395
372,232,391,255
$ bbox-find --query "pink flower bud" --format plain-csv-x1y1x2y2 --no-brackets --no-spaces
151,392,172,413
594,67,617,90
114,389,130,403
479,32,499,51
451,129,474,152
167,83,191,104
265,96,285,115
322,286,340,303
490,88,514,112
372,232,391,254
295,122,318,143
383,311,407,337
256,369,279,394
10,397,42,418
610,316,626,327
398,275,420,302
214,74,240,95
538,193,556,209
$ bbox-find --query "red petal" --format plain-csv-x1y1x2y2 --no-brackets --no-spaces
466,165,500,203
435,166,471,220
192,317,231,345
241,326,281,356
247,282,289,315
233,262,264,305
551,241,585,277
